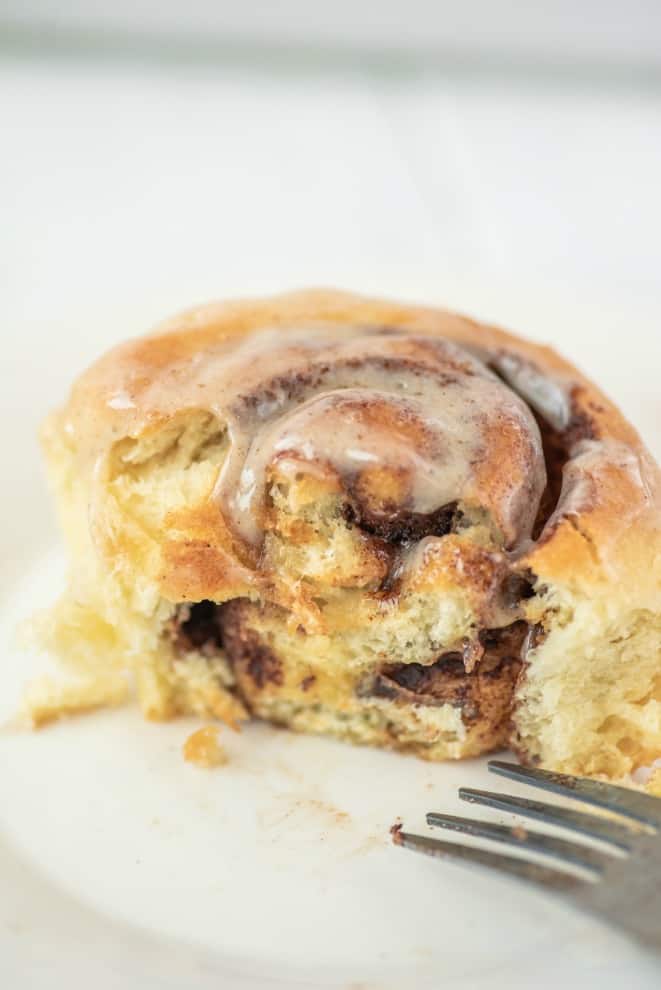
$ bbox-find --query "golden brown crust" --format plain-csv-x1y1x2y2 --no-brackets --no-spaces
47,288,660,608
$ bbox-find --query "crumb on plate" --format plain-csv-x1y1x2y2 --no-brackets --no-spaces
183,725,228,768
390,820,403,844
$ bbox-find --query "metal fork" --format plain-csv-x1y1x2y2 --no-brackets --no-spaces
393,760,661,950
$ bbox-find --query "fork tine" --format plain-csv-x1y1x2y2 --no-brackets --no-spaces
394,831,586,892
488,761,661,827
426,812,609,872
459,788,636,850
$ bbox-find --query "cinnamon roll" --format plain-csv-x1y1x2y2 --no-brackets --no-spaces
35,290,661,778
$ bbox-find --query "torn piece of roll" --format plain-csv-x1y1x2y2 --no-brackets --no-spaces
37,290,661,778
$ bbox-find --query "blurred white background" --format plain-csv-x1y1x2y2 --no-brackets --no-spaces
1,1,660,576
5,1,661,65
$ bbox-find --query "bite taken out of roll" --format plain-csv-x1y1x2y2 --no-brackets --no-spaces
35,290,661,779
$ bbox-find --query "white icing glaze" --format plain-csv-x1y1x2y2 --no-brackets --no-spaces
79,323,551,551
491,352,572,431
195,327,547,548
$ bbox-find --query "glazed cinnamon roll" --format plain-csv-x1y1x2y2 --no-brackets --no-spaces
35,290,661,778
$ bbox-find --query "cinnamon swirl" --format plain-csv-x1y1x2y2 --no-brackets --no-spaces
35,290,661,778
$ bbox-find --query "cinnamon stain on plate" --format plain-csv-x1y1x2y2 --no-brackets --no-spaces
259,795,351,833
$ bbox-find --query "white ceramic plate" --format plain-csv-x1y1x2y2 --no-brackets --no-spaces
2,280,660,989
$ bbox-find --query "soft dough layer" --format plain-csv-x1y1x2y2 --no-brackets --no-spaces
35,289,661,778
